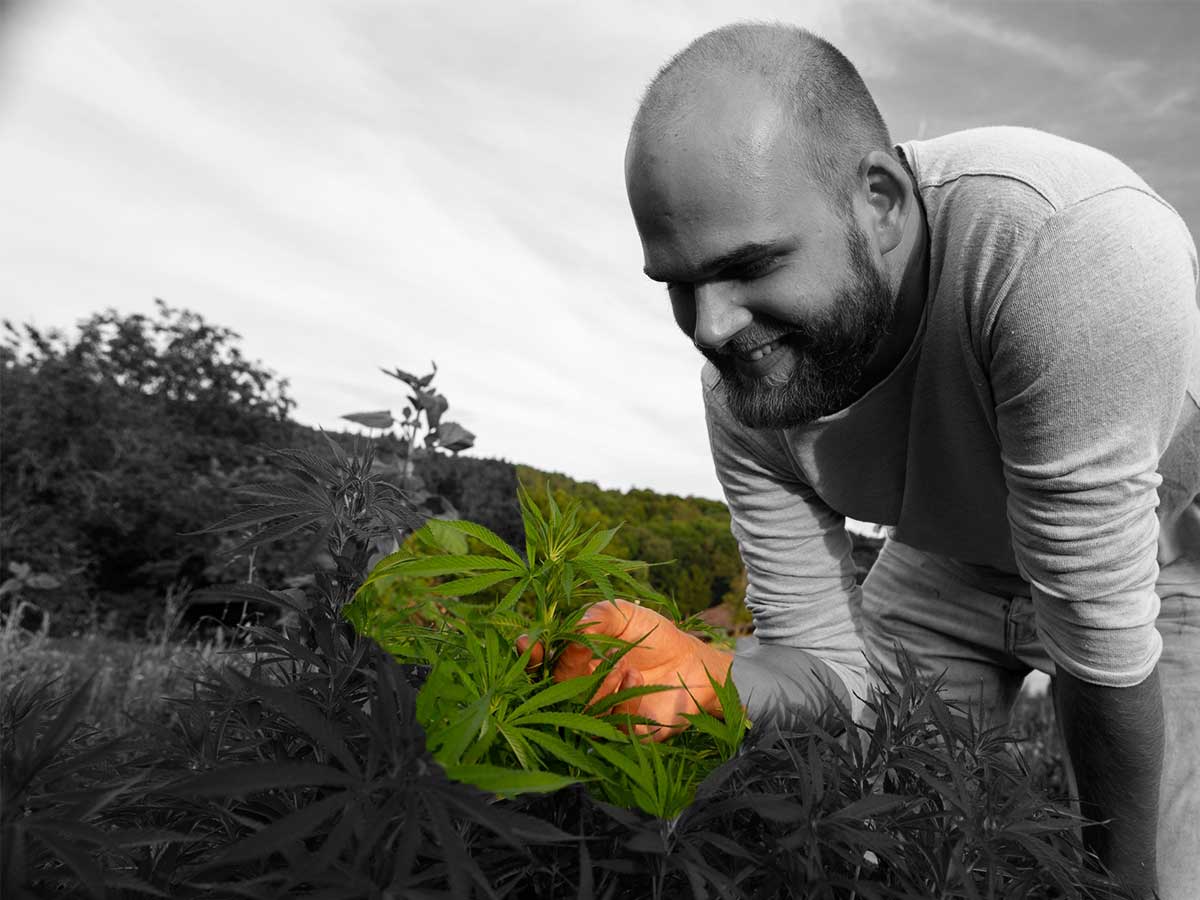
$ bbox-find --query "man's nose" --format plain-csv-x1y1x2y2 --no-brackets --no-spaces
692,282,751,351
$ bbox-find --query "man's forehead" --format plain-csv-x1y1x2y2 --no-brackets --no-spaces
626,108,809,228
629,73,792,178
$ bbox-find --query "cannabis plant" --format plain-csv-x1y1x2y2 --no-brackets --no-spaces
0,675,149,899
1,432,1134,898
347,484,749,819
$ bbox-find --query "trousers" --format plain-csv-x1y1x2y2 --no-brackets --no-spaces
861,538,1200,900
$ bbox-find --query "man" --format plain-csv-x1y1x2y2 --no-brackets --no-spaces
523,23,1199,898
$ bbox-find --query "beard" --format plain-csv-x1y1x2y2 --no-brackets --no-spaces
704,222,896,429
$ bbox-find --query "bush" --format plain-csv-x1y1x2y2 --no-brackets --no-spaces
1,302,296,632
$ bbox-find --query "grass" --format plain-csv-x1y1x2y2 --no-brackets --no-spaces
0,621,245,734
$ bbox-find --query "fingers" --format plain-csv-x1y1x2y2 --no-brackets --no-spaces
586,663,628,711
516,631,603,682
607,668,683,743
610,667,643,719
553,640,602,681
514,633,544,669
576,599,636,639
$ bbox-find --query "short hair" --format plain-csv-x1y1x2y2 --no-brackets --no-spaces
634,23,894,207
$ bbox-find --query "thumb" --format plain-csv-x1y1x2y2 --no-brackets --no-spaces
515,634,545,669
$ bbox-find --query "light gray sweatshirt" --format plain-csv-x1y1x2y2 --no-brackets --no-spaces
716,127,1200,725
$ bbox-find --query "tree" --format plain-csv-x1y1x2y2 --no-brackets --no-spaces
1,301,296,631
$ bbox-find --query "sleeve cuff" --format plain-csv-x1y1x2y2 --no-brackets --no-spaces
730,639,868,731
1032,587,1163,687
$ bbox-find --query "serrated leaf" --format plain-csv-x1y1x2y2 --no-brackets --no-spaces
169,762,358,797
588,739,646,785
580,524,622,557
433,520,524,565
583,683,676,717
442,763,579,797
520,728,610,778
32,831,105,899
427,696,489,766
198,792,350,871
227,672,359,775
188,583,296,612
424,570,518,598
510,712,627,742
831,792,909,821
508,672,605,720
271,447,341,482
221,516,325,557
423,788,493,900
495,721,540,770
678,710,734,744
571,559,617,601
370,554,519,579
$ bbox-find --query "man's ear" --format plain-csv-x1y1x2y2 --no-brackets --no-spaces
859,150,911,255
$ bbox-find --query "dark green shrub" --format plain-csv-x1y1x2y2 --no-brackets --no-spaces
1,302,296,631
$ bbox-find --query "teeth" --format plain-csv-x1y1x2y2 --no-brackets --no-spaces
746,340,782,361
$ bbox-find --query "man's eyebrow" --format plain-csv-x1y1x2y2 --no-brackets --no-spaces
643,241,787,282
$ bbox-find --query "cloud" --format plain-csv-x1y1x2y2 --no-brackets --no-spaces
2,0,1196,502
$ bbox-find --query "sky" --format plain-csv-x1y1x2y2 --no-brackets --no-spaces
2,0,1197,501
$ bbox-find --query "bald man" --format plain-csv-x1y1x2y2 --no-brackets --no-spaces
539,22,1200,900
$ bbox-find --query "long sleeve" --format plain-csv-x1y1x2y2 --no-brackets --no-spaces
703,364,873,723
988,186,1199,686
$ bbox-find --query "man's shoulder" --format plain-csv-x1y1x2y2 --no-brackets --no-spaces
902,126,1154,213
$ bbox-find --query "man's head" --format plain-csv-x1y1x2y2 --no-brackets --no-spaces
626,23,917,428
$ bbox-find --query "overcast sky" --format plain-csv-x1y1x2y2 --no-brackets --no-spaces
3,0,1197,501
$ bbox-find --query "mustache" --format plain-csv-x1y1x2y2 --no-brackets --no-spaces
712,316,808,355
709,327,812,358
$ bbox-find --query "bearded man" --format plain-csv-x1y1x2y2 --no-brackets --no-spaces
522,22,1199,898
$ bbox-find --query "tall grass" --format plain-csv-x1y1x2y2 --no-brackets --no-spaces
0,589,246,734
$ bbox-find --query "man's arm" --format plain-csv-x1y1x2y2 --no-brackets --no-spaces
1056,669,1164,896
988,187,1196,894
701,363,872,726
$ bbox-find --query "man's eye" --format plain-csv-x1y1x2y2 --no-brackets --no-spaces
737,258,777,280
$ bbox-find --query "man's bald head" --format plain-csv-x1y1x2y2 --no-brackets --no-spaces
629,23,894,208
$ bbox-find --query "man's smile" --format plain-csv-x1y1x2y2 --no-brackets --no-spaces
731,335,796,378
741,338,785,361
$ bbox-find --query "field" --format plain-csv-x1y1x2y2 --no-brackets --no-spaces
2,587,1090,899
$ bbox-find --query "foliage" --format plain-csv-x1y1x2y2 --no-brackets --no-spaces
1,301,296,630
415,450,525,550
516,466,749,620
196,431,424,606
0,434,1130,899
351,484,747,818
0,675,146,899
342,361,477,524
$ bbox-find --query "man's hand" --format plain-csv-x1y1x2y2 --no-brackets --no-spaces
515,598,735,742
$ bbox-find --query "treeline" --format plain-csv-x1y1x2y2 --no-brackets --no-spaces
1,303,749,634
